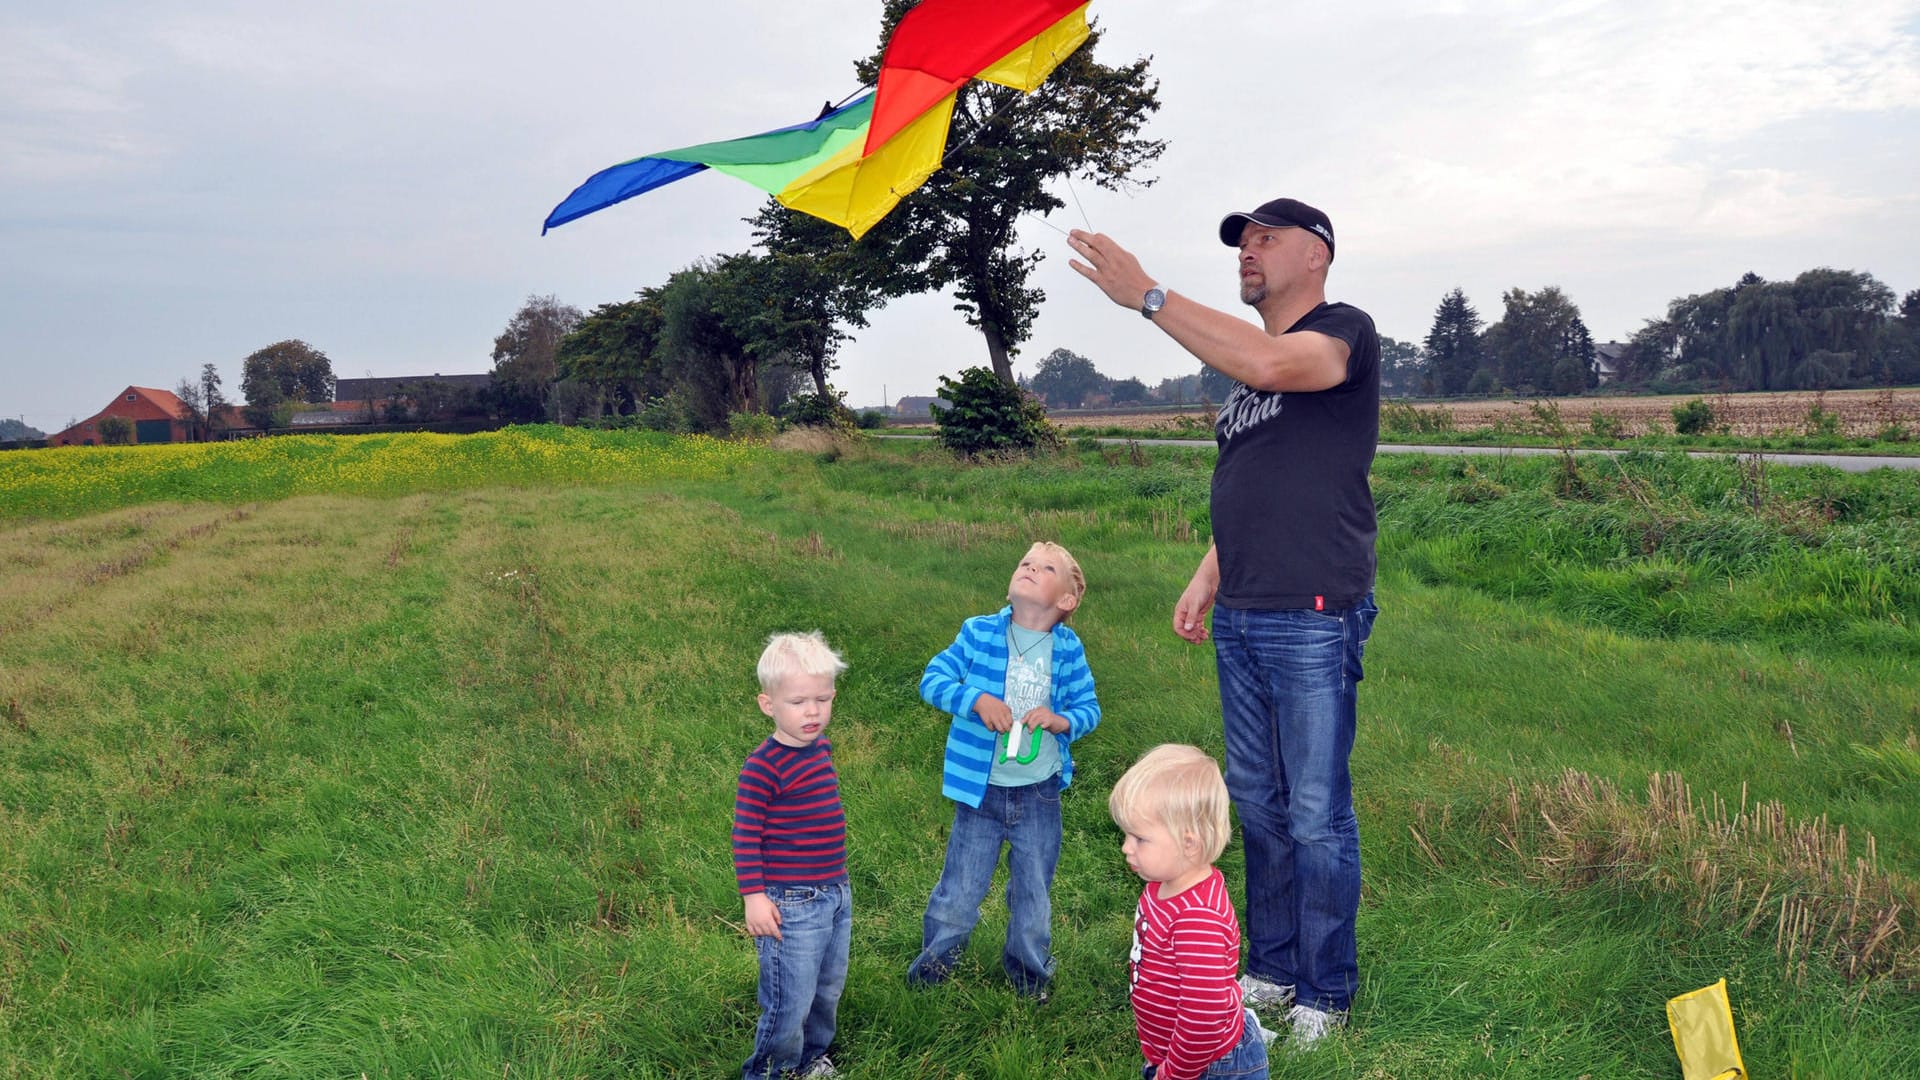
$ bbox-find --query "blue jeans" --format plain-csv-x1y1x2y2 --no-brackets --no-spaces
743,881,851,1080
1142,1008,1270,1078
906,775,1062,994
1215,595,1376,1013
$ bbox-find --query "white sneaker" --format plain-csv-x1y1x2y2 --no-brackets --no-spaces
797,1055,838,1078
1237,974,1296,1013
1285,1003,1347,1049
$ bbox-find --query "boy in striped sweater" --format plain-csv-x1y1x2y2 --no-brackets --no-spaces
732,631,851,1080
1111,745,1271,1080
906,541,1102,998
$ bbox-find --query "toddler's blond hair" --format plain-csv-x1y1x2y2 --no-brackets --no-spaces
1108,744,1232,864
756,630,847,692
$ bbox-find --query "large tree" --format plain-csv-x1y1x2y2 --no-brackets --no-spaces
557,291,672,416
1482,286,1588,394
656,256,773,431
854,2,1165,385
1378,335,1422,398
743,201,893,399
1029,347,1106,407
491,294,583,422
1423,288,1485,396
241,340,335,409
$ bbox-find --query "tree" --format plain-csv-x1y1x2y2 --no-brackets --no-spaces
241,340,335,410
855,3,1165,385
1378,335,1422,398
656,257,770,432
1029,348,1107,407
0,419,44,441
1482,286,1586,394
490,294,583,422
1423,288,1485,396
557,291,672,417
174,362,229,441
1108,376,1148,404
744,200,893,398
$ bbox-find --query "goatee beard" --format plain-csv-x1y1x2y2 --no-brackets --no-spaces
1240,282,1266,306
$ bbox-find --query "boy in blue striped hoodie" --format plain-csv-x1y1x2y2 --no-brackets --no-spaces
906,541,1102,998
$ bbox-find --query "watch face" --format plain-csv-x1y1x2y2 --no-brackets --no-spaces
1144,287,1166,312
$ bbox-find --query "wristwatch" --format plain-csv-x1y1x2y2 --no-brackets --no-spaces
1141,284,1166,320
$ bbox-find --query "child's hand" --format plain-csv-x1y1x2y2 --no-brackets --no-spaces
973,693,1014,732
1023,708,1070,734
744,892,783,940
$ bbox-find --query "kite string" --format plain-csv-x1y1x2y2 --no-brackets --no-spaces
931,84,1096,238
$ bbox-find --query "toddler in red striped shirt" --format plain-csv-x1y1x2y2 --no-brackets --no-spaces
1110,745,1272,1080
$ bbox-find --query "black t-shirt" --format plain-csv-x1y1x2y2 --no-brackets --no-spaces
1210,301,1379,611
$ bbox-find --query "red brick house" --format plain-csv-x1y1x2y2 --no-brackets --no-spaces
49,386,197,447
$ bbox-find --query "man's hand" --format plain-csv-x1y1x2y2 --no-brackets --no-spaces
744,892,782,940
1067,230,1155,310
1174,576,1215,644
973,693,1014,733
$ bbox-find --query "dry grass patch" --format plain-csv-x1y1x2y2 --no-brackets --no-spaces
1453,769,1919,987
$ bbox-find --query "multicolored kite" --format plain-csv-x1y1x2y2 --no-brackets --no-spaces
542,0,1092,239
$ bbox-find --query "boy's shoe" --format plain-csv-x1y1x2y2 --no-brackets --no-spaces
1284,1003,1347,1049
1237,974,1296,1013
796,1055,838,1079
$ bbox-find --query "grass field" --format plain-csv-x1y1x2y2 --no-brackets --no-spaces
1,430,1915,1077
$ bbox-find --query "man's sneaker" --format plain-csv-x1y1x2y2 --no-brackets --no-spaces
796,1055,838,1079
1237,974,1296,1013
1284,1003,1347,1049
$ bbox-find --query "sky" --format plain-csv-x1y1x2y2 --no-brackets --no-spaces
5,0,1919,432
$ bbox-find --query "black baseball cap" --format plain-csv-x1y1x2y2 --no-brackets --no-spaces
1218,197,1335,259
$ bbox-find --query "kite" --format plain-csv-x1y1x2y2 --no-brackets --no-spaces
542,0,1092,240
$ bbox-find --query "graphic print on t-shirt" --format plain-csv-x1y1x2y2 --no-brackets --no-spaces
1215,382,1283,443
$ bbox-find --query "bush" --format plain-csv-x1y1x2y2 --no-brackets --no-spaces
856,409,889,430
95,415,134,445
780,392,858,432
930,367,1058,457
1672,398,1716,436
1589,412,1626,440
726,411,779,443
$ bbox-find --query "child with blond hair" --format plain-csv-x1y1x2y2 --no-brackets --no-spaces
1111,744,1270,1079
732,631,851,1079
907,541,1102,998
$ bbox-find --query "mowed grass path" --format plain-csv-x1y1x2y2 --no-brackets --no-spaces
1,438,1915,1077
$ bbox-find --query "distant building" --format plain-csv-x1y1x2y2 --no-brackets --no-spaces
334,373,492,404
893,395,950,417
48,386,195,447
1594,342,1628,384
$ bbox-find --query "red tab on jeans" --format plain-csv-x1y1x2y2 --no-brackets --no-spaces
1314,595,1325,611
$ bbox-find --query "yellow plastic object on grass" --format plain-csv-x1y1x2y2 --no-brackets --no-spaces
1667,979,1747,1080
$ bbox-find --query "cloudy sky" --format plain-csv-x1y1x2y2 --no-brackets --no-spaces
5,0,1918,432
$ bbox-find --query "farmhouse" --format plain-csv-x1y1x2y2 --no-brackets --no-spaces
47,386,223,447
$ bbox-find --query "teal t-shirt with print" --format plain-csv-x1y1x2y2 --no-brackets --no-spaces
989,622,1062,786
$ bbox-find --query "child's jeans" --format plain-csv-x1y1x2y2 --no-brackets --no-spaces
1142,1008,1270,1079
743,881,851,1080
906,774,1061,994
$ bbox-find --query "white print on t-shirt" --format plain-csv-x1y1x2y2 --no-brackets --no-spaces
1129,904,1145,985
1215,383,1283,442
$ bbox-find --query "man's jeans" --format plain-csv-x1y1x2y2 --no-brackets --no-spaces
743,881,851,1080
1214,595,1376,1013
906,774,1062,994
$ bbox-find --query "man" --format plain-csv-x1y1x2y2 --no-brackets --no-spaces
1067,198,1379,1048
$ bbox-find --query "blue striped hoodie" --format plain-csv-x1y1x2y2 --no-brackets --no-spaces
920,606,1101,808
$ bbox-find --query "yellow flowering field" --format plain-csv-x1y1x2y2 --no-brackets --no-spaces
0,425,761,520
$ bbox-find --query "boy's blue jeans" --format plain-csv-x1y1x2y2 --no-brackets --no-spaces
1214,595,1376,1013
907,774,1061,994
743,881,851,1080
1141,1008,1270,1078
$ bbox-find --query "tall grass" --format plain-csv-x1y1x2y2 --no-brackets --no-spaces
1,434,1914,1077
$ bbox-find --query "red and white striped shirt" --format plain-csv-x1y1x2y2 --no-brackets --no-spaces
1128,867,1245,1080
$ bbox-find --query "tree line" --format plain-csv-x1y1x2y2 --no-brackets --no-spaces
1414,270,1920,399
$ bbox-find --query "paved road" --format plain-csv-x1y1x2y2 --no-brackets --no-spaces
878,434,1920,472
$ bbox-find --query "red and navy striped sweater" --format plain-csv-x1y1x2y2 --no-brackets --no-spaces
731,737,847,894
